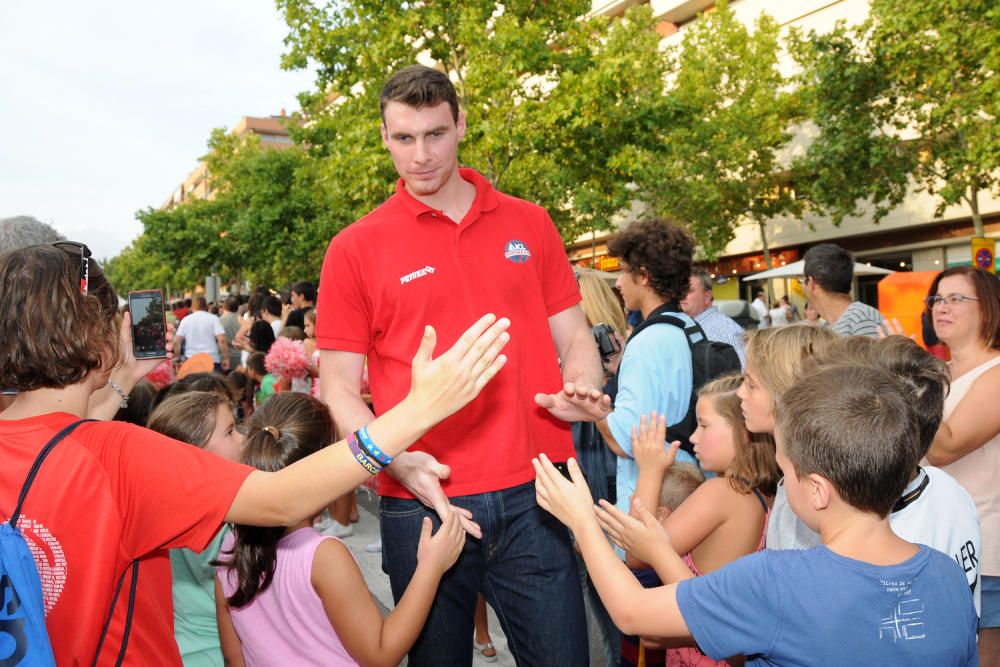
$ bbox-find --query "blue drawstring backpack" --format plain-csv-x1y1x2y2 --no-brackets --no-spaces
2,420,138,667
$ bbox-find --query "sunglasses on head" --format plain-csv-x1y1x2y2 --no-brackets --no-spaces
52,241,92,296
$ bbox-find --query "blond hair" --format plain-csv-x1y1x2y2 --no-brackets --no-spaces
743,326,838,409
699,374,779,496
658,462,704,511
577,268,626,337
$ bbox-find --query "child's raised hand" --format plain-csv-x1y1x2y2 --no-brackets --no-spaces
416,509,466,576
595,498,675,565
532,455,596,531
408,314,510,427
631,412,678,473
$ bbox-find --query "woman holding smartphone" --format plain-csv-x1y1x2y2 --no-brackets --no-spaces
0,242,509,667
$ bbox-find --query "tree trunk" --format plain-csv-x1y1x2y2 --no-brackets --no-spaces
969,184,985,238
758,218,774,303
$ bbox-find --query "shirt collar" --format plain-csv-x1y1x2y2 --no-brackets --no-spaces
392,167,500,224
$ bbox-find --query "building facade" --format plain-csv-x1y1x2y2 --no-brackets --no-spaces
576,0,999,304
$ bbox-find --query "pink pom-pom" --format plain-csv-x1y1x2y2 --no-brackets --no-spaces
360,363,370,395
265,338,310,380
145,361,175,389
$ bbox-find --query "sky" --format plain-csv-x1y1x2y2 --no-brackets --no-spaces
0,1,316,261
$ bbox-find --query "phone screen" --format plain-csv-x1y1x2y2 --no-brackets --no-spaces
128,289,168,359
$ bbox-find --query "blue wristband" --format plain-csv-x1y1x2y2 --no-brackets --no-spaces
357,426,393,467
347,432,382,476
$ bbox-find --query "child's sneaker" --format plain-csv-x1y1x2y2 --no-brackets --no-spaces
323,520,353,538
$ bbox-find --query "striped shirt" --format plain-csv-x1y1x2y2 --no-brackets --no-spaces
829,301,886,338
694,306,746,369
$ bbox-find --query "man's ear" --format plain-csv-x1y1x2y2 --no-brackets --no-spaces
380,122,389,148
807,473,833,511
456,110,467,141
636,267,651,287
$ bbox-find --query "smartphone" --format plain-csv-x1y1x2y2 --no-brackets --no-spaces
128,289,168,359
553,461,580,483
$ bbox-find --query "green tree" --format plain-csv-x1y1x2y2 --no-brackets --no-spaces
106,129,331,295
278,0,672,241
629,0,800,265
791,0,1000,236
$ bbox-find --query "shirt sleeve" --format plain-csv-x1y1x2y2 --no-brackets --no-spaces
675,551,782,660
175,317,188,339
316,228,374,353
212,316,224,337
104,423,254,558
607,325,692,454
536,206,581,317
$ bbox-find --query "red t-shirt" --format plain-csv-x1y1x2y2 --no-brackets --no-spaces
316,168,579,497
0,413,253,666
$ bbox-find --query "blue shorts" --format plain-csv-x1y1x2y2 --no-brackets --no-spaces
981,575,1000,628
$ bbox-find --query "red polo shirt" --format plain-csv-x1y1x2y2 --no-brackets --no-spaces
317,168,579,497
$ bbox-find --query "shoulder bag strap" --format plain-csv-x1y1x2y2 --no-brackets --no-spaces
10,418,94,528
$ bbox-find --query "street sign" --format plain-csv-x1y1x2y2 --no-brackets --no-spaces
971,237,996,273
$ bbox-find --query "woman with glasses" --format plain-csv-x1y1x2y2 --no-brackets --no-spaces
924,265,1000,666
0,243,509,666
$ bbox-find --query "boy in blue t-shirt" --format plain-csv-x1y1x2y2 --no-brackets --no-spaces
534,364,979,666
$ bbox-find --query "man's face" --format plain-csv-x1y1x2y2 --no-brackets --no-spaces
681,276,712,317
381,101,465,198
290,291,303,309
615,263,645,313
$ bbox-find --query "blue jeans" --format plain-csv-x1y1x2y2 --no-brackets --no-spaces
380,481,589,666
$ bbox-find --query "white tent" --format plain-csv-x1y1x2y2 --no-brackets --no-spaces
741,259,894,282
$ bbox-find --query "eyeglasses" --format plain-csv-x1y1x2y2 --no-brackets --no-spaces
925,294,979,309
796,275,809,285
52,241,92,296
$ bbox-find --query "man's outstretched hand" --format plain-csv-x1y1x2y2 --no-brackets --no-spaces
535,382,612,423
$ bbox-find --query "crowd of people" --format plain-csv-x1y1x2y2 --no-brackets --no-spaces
1,63,998,667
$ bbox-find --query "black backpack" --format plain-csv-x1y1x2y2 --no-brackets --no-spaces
626,304,742,456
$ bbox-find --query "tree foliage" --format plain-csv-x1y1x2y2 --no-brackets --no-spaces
628,0,800,262
791,0,1000,235
106,130,331,295
278,0,671,241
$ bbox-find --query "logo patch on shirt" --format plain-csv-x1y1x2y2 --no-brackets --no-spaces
504,240,531,264
400,265,436,285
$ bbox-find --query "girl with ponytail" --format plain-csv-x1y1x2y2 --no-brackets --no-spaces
214,392,466,666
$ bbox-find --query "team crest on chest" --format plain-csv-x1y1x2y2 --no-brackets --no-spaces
504,240,531,264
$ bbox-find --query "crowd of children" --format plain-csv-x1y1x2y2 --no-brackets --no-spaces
1,231,997,667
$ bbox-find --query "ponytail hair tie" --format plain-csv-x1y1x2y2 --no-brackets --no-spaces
263,425,280,439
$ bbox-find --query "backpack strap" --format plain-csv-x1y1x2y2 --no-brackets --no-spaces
9,419,94,528
92,558,140,667
625,303,707,349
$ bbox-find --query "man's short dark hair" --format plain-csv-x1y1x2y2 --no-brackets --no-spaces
692,269,713,292
223,295,239,312
815,336,948,459
192,296,208,311
262,295,282,318
380,65,460,123
776,365,917,518
803,243,854,295
607,219,693,302
292,281,316,303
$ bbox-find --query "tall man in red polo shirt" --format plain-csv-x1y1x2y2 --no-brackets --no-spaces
317,65,607,666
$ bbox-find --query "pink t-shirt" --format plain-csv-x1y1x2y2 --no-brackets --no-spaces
217,528,358,666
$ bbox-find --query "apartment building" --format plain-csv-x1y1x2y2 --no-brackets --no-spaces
576,0,999,302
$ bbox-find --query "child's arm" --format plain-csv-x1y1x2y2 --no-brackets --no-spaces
627,413,678,568
534,455,692,639
225,315,509,527
598,498,694,585
214,576,246,667
313,510,465,667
